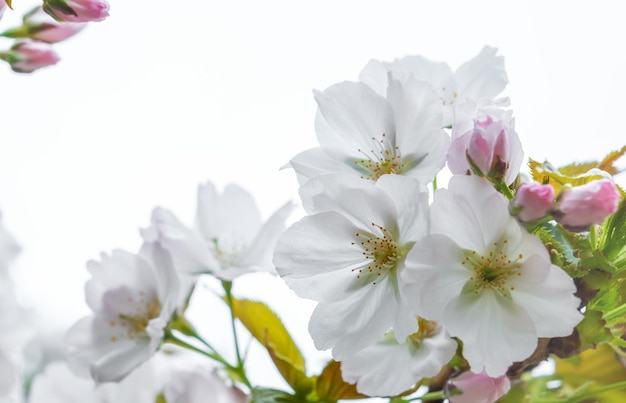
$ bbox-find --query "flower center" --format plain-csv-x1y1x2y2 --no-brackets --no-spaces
351,222,403,285
109,290,161,343
461,239,523,297
353,133,404,180
211,238,241,268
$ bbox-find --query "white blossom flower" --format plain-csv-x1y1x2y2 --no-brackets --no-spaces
274,173,429,359
141,181,293,280
359,46,508,126
29,360,157,403
163,368,248,403
340,319,456,397
402,176,582,376
65,243,180,383
288,73,449,185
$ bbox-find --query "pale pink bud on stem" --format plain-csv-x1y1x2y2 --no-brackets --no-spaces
448,115,523,186
43,0,109,23
554,179,620,232
447,370,511,403
511,182,555,223
0,40,59,73
0,7,85,44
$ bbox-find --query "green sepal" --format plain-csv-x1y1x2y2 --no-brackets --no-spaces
155,393,167,403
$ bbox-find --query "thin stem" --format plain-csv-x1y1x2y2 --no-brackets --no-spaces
604,302,626,323
222,280,253,389
164,330,234,370
494,180,514,200
432,176,438,192
569,380,626,402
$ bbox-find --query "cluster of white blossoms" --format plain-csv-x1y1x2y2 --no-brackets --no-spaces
5,47,624,403
56,181,292,400
274,46,586,397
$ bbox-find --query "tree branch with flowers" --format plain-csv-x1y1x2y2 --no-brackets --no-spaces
2,44,626,403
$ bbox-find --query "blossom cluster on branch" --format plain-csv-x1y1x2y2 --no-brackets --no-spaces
0,0,108,72
3,46,626,403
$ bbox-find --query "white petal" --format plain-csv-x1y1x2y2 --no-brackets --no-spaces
309,277,399,358
298,173,397,231
142,207,219,274
375,174,429,243
195,182,261,244
237,200,295,270
511,256,582,337
443,290,537,377
402,234,468,321
289,147,356,185
358,59,389,96
454,46,508,102
274,212,368,302
314,81,395,157
383,55,456,104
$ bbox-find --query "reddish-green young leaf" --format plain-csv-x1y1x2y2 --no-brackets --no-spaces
315,360,367,401
228,298,313,396
528,158,607,195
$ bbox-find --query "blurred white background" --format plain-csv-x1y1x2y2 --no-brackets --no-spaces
1,0,626,395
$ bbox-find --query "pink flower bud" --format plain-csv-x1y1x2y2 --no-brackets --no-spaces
448,371,511,403
3,41,59,73
43,0,109,23
512,182,555,222
0,7,85,44
554,179,620,231
448,115,523,185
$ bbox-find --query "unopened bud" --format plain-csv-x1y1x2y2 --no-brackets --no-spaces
511,182,555,222
554,179,620,232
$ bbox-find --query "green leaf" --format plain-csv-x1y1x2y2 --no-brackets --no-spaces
599,196,626,270
228,298,313,396
554,344,626,402
315,360,367,401
251,388,305,403
528,158,607,195
577,308,613,350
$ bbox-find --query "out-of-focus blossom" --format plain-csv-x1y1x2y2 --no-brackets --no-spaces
402,176,582,376
554,178,620,232
65,244,180,383
43,0,109,23
511,182,555,223
274,173,429,359
0,40,59,73
141,181,293,280
0,2,6,21
29,360,157,403
0,6,85,43
359,46,508,126
0,212,21,278
447,115,523,185
288,73,449,184
448,370,511,403
340,319,456,396
163,368,249,403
